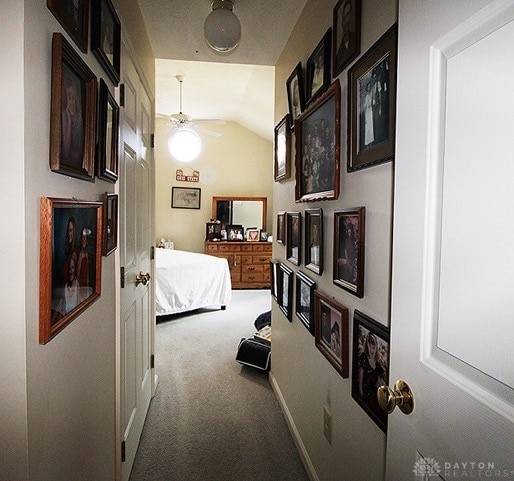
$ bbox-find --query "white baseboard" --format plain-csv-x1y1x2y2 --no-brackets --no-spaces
269,372,320,481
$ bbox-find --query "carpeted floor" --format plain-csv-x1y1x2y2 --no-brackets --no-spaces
129,290,310,481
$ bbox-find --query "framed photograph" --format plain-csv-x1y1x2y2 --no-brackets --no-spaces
351,310,390,433
97,78,119,182
274,114,291,182
259,230,269,242
333,0,361,76
286,212,302,266
171,187,201,209
306,28,332,105
276,211,286,245
295,79,341,202
270,259,280,301
39,197,103,344
304,208,323,275
295,271,316,335
333,207,366,298
47,0,89,53
246,228,260,242
279,263,293,321
91,0,121,86
102,192,118,256
226,224,244,241
206,221,222,241
50,33,97,182
314,290,349,377
286,62,305,128
348,23,398,172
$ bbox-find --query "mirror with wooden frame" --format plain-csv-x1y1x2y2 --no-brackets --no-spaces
212,196,267,231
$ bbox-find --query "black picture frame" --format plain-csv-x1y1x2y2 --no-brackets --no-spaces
47,0,89,53
286,212,302,266
270,259,280,301
279,263,293,321
50,33,97,182
306,28,332,105
276,211,286,245
333,207,366,298
304,208,323,275
286,62,305,129
351,310,390,433
295,79,341,202
274,114,291,182
91,0,121,86
332,0,361,76
226,224,244,241
171,187,201,209
295,271,316,335
102,192,118,256
96,79,119,182
348,23,398,172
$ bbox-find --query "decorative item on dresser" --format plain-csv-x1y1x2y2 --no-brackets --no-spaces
204,241,272,289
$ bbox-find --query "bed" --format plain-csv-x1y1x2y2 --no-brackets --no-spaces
155,248,232,316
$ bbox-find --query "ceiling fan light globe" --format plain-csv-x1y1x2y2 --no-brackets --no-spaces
204,6,241,52
168,128,202,162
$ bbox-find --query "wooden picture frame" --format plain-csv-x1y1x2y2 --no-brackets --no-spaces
304,208,323,275
314,290,349,377
102,192,118,256
274,114,291,181
333,207,366,298
276,211,286,245
39,197,102,344
279,263,294,321
226,224,244,241
306,28,332,105
171,187,201,209
333,0,361,76
295,79,341,202
270,259,280,301
97,79,119,182
295,271,316,335
246,228,260,242
351,310,390,433
348,23,398,172
50,33,97,182
286,62,305,129
47,0,89,53
286,212,302,266
91,0,121,86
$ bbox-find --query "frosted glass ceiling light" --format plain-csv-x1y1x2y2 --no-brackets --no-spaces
168,127,202,162
204,0,241,53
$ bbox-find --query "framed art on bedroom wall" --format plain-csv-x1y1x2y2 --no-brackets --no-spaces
47,0,89,53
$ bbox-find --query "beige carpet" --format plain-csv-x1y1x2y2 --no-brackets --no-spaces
129,289,310,481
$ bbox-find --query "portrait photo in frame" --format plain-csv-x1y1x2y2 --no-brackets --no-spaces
50,33,97,182
333,0,361,76
351,310,390,433
314,290,349,378
306,28,332,105
274,114,291,182
270,259,280,301
333,207,366,298
348,23,397,172
47,0,89,53
279,263,294,321
226,225,244,241
97,79,119,182
305,208,323,275
102,192,118,256
276,211,286,245
295,79,340,202
171,187,201,209
295,270,316,335
286,212,302,266
286,62,305,128
91,0,121,86
39,197,102,344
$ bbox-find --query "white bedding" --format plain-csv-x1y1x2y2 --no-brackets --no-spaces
155,248,232,315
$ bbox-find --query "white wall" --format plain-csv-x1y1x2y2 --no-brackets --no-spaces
155,120,273,253
271,0,397,480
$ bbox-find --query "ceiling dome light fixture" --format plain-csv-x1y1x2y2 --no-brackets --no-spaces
168,127,202,162
204,0,241,53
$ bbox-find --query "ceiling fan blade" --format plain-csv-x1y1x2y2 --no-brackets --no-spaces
193,118,226,125
194,125,222,138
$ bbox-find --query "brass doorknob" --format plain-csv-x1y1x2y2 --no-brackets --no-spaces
135,271,151,286
377,379,414,415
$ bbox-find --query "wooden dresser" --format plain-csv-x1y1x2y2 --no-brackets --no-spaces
204,241,272,289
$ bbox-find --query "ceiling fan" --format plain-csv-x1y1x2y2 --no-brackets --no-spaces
157,75,225,137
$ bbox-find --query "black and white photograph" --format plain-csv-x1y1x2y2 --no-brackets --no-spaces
333,0,361,76
295,271,316,335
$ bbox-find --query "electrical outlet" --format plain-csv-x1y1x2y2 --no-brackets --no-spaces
323,406,332,445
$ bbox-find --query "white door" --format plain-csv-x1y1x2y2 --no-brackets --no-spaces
387,1,514,479
119,41,155,481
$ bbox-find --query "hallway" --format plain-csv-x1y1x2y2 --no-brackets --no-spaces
129,290,309,481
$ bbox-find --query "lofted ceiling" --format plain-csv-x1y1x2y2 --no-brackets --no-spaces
138,0,308,141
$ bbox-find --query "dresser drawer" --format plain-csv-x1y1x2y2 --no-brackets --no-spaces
242,272,265,282
242,264,264,274
253,254,271,264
